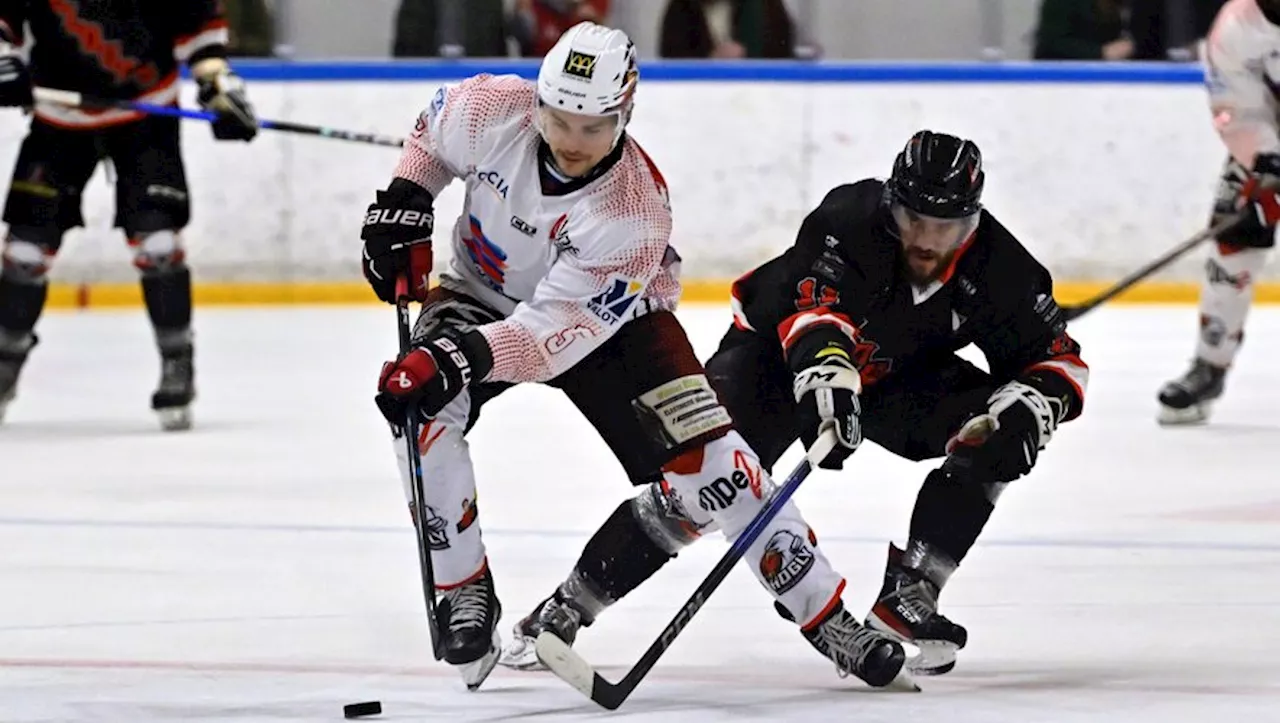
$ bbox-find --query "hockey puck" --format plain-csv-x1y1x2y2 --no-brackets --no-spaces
343,701,382,719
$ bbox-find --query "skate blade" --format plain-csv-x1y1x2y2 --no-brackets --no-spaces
866,613,956,678
156,406,193,432
904,640,959,677
1157,401,1212,426
0,399,10,425
459,629,502,692
498,634,546,671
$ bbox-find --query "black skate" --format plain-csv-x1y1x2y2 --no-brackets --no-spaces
791,600,915,689
1157,358,1225,425
0,332,35,425
151,345,195,431
438,566,503,691
866,542,967,676
500,571,608,671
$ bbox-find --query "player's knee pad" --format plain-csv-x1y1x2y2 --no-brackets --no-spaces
632,373,734,455
128,229,186,274
2,229,58,283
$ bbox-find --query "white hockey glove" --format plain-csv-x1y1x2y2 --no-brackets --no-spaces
948,381,1060,483
194,58,257,142
792,350,863,470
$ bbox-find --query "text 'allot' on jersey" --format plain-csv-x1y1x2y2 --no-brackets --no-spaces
393,73,680,386
0,0,228,128
730,179,1089,420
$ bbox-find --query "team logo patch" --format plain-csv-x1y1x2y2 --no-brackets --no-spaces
563,50,598,80
587,276,643,324
759,530,815,595
456,497,478,534
410,505,450,551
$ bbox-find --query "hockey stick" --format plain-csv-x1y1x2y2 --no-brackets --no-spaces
535,430,853,710
31,86,406,148
394,276,446,661
1061,210,1249,321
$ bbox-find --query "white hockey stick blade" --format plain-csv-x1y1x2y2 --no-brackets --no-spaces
535,632,596,698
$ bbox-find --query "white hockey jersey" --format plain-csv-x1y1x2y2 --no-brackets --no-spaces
393,74,681,385
1204,0,1280,166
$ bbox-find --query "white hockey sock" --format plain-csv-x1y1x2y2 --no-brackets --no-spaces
1195,243,1267,368
661,431,846,628
391,391,486,587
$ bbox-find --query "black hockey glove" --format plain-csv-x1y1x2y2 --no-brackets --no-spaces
948,381,1061,483
792,346,863,470
375,326,492,425
1240,152,1280,226
361,178,435,303
0,55,33,108
194,60,257,141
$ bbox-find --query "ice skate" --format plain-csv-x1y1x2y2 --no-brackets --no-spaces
499,590,587,670
0,332,35,425
791,600,915,690
438,567,503,691
866,542,967,676
1157,358,1226,425
151,345,195,431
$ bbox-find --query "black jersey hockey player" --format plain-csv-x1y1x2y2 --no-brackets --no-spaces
0,0,257,430
505,130,1089,677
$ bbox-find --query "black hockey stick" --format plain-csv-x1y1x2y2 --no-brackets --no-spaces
1061,210,1249,321
394,276,446,661
31,86,406,148
535,430,915,709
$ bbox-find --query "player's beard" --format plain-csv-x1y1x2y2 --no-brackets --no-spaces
902,244,958,287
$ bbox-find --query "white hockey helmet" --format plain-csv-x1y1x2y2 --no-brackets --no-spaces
536,21,639,145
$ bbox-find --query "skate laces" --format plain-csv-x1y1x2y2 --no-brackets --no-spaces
894,577,940,623
814,611,887,677
522,595,582,641
159,355,193,391
443,580,491,633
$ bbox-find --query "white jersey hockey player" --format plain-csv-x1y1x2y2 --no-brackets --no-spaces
1160,0,1280,423
359,22,910,692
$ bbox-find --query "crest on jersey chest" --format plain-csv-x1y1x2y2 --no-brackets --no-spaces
548,213,579,256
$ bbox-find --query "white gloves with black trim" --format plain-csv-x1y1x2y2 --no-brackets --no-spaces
792,350,863,470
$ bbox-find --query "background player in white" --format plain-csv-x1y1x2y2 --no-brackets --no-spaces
1159,0,1280,423
359,22,908,691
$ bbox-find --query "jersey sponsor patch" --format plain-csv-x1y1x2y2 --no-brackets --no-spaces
462,214,508,291
587,275,643,324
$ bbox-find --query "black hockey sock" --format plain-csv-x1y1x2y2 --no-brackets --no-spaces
907,467,995,566
572,500,676,603
0,273,48,335
140,266,192,344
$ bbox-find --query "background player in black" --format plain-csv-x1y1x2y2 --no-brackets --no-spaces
0,0,256,430
505,130,1089,680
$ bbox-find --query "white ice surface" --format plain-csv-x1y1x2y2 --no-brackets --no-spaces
1,305,1278,722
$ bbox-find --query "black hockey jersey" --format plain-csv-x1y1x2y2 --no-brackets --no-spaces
0,0,228,128
730,179,1088,420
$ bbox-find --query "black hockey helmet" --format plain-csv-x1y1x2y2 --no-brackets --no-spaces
1260,0,1280,25
887,130,984,219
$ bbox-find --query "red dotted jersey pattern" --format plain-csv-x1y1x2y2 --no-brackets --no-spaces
392,73,680,385
479,134,678,384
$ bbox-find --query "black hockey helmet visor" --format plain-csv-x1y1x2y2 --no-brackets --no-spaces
887,130,984,254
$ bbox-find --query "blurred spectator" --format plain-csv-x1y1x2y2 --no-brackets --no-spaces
393,0,509,57
1033,0,1134,60
224,0,276,56
511,0,611,58
659,0,796,59
1128,0,1227,60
